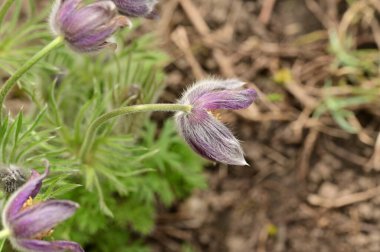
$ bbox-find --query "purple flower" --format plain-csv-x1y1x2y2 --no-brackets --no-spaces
2,165,84,252
50,0,131,52
175,79,257,165
111,0,158,19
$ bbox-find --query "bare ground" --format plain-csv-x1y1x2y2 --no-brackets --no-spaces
146,0,380,251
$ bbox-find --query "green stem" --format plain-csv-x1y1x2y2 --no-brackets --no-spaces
0,36,64,120
0,229,10,240
79,103,192,162
0,0,13,26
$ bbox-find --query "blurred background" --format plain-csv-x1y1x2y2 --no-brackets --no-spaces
144,0,380,251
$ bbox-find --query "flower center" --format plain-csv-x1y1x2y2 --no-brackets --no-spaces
21,197,55,239
21,197,34,210
208,110,222,120
33,229,55,240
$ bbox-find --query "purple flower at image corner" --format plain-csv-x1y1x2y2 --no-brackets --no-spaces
175,79,257,166
49,0,131,53
111,0,159,19
1,163,84,252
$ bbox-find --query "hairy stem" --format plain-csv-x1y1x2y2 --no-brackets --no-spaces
0,36,64,120
0,0,13,26
0,229,10,240
79,104,192,162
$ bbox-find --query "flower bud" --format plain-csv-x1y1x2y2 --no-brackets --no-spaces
50,0,131,52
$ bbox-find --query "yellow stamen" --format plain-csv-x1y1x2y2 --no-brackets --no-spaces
22,197,34,210
208,110,222,120
33,229,54,240
21,197,55,240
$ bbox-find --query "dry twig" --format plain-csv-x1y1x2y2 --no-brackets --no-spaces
298,129,319,180
308,186,380,208
258,0,276,25
171,27,205,79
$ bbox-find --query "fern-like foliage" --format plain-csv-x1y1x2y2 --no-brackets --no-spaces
56,121,205,251
0,0,52,104
0,1,206,252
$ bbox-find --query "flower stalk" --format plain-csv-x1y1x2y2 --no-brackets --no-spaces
79,103,192,162
0,229,10,240
0,36,64,120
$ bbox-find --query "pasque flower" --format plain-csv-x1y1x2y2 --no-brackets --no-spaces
175,79,257,165
49,0,130,52
1,164,83,252
112,0,158,19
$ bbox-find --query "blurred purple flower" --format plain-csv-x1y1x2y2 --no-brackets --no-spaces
175,79,257,165
50,0,130,52
111,0,158,19
2,165,83,252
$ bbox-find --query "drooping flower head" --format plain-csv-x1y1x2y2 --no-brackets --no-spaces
175,79,257,165
50,0,131,52
111,0,158,19
2,163,83,252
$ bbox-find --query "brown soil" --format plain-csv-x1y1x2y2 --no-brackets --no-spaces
146,0,380,251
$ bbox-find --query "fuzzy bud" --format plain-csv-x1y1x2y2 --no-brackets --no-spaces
50,0,131,53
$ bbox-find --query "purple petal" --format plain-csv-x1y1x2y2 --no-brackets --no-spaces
58,0,81,23
59,1,129,52
68,16,128,51
179,79,246,105
175,110,248,165
10,200,78,239
11,239,84,252
29,170,42,198
49,0,81,35
61,1,118,38
2,167,49,222
195,89,257,110
69,41,118,53
113,0,157,17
